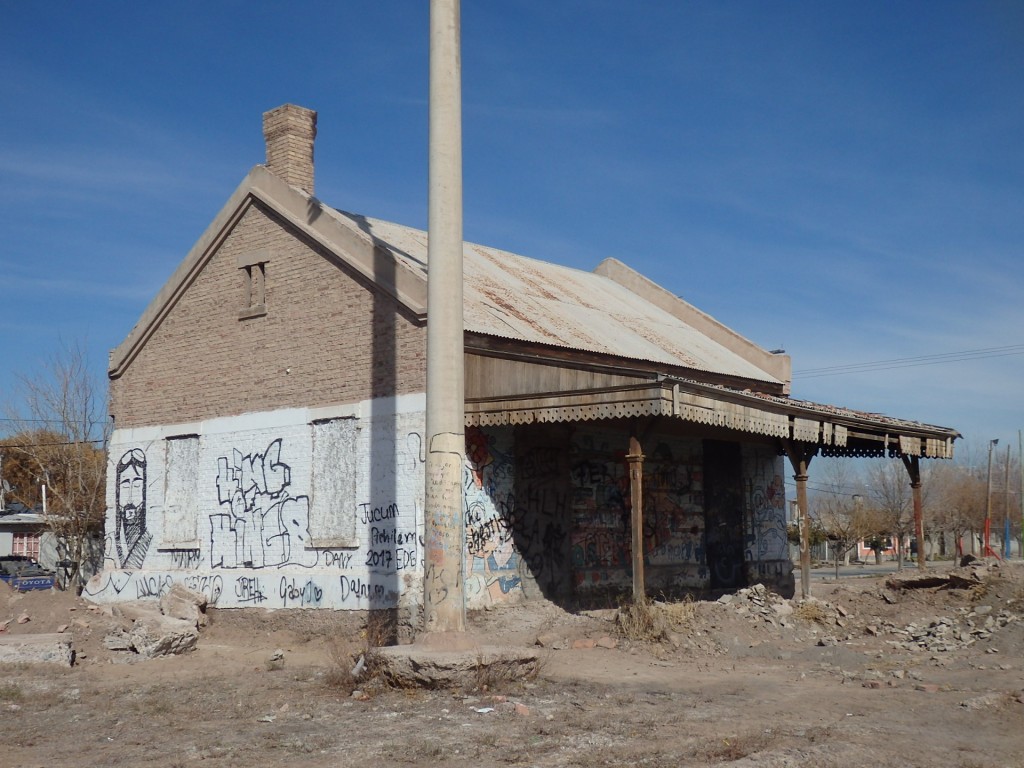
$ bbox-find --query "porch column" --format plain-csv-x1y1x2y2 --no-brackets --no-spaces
626,436,645,603
783,441,815,599
901,454,926,569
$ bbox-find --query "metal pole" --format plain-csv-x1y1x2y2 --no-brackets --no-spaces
423,0,466,634
798,487,806,602
1019,430,1023,560
797,473,811,599
902,454,925,570
984,439,997,557
1004,444,1011,559
626,436,645,604
783,441,813,600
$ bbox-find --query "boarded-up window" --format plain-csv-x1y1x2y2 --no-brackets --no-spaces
310,418,359,547
162,435,200,547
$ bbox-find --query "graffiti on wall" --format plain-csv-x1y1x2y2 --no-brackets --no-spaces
570,433,707,590
90,416,426,610
210,438,311,569
744,451,787,562
114,448,153,569
464,426,522,606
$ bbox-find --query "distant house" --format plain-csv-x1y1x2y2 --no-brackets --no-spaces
85,104,959,615
0,504,45,561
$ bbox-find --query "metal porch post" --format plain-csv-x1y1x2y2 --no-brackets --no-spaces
627,436,645,604
783,441,814,600
901,454,925,570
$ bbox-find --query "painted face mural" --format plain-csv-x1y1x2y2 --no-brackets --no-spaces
115,448,152,569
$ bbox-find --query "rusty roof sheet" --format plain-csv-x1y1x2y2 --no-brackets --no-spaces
330,210,780,384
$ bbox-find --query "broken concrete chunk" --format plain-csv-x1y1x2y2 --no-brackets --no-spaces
128,614,199,658
159,583,209,627
103,631,134,651
378,646,541,689
535,632,566,649
0,633,74,666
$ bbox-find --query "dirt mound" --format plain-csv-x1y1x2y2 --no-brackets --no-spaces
1,561,1022,768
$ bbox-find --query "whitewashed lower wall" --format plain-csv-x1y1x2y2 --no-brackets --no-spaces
85,394,426,610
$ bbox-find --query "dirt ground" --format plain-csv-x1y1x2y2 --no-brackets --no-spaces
2,560,1023,768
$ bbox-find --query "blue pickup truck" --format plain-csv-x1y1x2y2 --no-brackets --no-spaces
0,556,56,591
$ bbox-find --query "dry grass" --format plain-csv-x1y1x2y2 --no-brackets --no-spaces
691,732,770,762
0,683,23,702
659,596,696,631
793,599,830,624
616,598,668,642
615,596,696,643
471,650,545,693
323,611,396,694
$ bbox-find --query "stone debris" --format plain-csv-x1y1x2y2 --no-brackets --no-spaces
128,613,199,658
97,593,211,659
0,633,74,666
535,632,567,650
377,645,541,689
158,583,209,628
100,606,198,658
885,607,1019,653
959,692,1006,710
103,631,134,651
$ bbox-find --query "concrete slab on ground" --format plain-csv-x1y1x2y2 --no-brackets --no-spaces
0,633,74,666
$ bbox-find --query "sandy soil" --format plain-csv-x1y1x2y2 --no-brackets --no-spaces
1,560,1023,768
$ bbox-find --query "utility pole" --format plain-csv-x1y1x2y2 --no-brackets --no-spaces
984,439,998,558
422,0,466,634
1004,444,1012,559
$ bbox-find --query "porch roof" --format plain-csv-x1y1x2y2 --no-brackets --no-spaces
465,377,959,459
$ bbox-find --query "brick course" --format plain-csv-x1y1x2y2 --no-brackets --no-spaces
110,200,426,428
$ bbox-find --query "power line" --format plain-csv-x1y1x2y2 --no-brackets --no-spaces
794,344,1024,379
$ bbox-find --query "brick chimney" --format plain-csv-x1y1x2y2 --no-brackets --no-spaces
262,104,317,195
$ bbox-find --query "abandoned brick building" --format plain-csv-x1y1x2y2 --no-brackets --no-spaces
85,104,958,612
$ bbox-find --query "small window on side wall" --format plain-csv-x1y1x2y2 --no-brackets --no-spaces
238,249,270,319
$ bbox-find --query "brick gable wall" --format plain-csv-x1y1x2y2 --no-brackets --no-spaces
110,200,426,428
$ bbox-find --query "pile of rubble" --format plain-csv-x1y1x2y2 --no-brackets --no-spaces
101,583,208,659
886,604,1020,653
716,583,797,627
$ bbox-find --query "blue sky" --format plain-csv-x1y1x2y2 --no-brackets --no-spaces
1,1,1021,458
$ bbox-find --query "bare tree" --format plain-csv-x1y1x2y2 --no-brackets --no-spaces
867,459,914,569
928,462,986,557
811,459,873,579
3,341,109,591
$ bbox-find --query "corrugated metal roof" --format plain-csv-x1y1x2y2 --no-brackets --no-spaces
329,210,779,385
680,379,960,436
